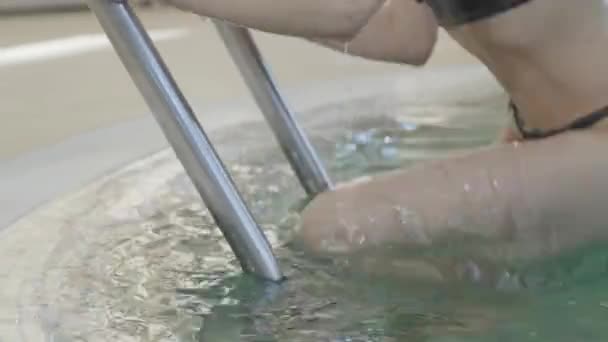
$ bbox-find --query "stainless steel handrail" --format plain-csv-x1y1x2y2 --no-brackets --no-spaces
214,23,333,196
86,0,282,281
86,0,333,282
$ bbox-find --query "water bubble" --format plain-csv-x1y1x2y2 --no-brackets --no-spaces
399,122,418,132
462,260,482,283
344,143,357,152
352,131,373,145
266,185,280,193
380,146,399,159
496,271,522,291
335,337,353,342
335,143,358,159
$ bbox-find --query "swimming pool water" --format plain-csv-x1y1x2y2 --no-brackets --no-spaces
9,96,608,341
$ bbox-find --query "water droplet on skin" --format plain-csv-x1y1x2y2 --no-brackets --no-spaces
339,219,362,245
464,183,471,192
358,235,366,245
320,239,349,253
395,206,409,226
492,179,500,189
394,206,429,244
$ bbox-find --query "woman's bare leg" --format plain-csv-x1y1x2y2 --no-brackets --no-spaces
166,0,438,65
166,0,386,39
298,129,608,263
309,0,438,64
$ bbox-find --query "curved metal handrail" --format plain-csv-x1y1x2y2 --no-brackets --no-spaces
86,0,332,282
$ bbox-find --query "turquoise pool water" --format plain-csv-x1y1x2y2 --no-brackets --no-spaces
17,98,608,341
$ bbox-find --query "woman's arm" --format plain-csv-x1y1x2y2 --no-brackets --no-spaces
310,0,438,65
166,0,386,40
167,0,438,65
298,130,608,261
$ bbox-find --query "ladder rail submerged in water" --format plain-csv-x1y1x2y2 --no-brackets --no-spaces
86,0,332,282
214,23,333,196
85,0,281,281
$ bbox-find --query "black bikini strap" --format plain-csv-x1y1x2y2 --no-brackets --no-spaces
510,101,608,140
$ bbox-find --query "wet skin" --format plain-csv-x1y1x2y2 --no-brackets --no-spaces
166,0,608,267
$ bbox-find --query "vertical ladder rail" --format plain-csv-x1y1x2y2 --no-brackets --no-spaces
86,0,282,282
214,23,333,196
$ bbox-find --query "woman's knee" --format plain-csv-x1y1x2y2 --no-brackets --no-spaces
297,175,408,254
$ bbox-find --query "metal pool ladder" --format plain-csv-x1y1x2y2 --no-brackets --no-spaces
86,0,333,282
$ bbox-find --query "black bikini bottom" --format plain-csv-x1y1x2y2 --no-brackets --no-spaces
510,101,608,140
418,0,533,27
